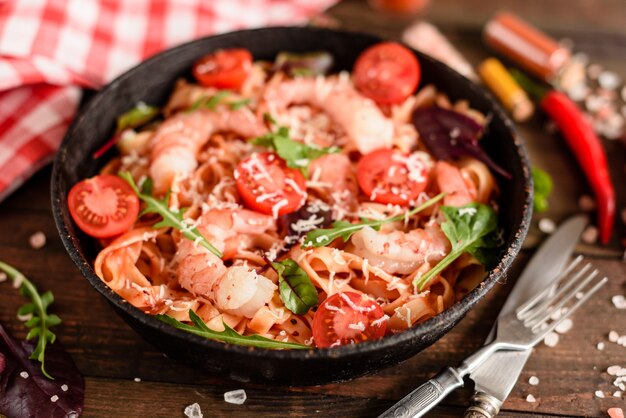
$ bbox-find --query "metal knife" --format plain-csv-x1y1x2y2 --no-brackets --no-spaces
463,214,588,418
377,214,588,418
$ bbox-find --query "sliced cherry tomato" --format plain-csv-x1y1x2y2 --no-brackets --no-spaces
353,42,420,105
235,152,307,216
67,174,139,238
357,148,429,205
312,292,387,348
192,48,253,90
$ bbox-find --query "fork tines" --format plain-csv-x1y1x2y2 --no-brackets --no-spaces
515,255,608,333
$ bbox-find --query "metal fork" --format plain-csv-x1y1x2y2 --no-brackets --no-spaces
379,256,608,418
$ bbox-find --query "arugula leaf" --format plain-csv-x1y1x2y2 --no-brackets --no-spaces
269,259,318,315
228,98,251,110
0,261,61,379
116,102,160,134
532,167,553,213
155,310,309,349
413,203,498,291
120,172,222,258
302,192,446,248
252,125,339,176
187,90,231,112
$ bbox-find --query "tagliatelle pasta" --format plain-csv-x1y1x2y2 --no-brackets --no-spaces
80,45,500,348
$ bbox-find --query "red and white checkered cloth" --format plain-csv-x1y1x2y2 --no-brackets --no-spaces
0,0,336,202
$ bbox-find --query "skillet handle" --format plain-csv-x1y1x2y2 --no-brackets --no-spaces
378,367,464,418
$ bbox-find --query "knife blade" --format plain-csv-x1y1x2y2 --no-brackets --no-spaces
464,214,588,418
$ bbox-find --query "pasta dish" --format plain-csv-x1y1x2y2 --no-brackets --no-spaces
67,43,502,349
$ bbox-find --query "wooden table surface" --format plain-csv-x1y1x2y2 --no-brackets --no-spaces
1,1,626,417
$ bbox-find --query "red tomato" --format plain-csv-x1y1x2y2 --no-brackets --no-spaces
192,48,253,90
313,292,387,348
67,174,139,238
353,42,420,105
235,152,307,216
357,149,429,205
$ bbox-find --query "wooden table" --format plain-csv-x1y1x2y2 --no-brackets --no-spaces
1,1,625,416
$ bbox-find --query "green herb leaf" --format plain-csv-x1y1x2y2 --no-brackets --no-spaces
413,203,498,291
263,112,278,126
119,171,222,258
187,91,233,113
302,192,446,248
0,261,61,379
532,167,553,213
155,310,309,349
252,125,339,176
270,259,318,314
116,102,160,134
228,98,251,111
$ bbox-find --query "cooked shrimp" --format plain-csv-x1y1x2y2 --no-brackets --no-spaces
262,75,394,154
149,108,265,194
175,209,277,317
348,223,451,275
436,161,478,207
308,153,359,214
213,266,277,318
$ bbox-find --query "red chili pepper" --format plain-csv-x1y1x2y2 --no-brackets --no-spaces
540,90,615,244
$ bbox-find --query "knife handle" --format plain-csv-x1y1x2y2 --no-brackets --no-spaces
378,367,464,418
463,391,502,418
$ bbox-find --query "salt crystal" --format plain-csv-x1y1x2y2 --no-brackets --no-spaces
597,342,605,350
61,384,69,392
20,371,29,379
599,71,622,90
608,407,625,418
133,377,141,382
538,218,556,234
525,394,536,403
29,231,46,249
614,391,623,398
50,395,59,403
529,376,540,386
544,332,559,347
550,309,562,321
581,225,598,244
609,331,620,342
0,272,6,283
618,336,626,346
184,402,203,418
555,318,573,334
224,389,247,405
608,365,622,376
568,83,590,102
595,390,605,398
578,194,596,211
576,292,584,300
612,295,626,309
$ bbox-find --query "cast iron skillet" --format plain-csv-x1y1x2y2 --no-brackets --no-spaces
51,27,532,386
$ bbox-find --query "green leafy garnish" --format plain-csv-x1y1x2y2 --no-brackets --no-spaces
155,310,309,349
269,259,318,315
187,91,250,112
116,102,160,133
532,167,553,213
119,172,222,258
413,203,498,291
187,90,231,112
302,192,446,248
252,126,339,176
0,261,62,379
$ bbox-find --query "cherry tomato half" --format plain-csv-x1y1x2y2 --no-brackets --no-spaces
67,174,139,238
313,292,387,348
235,152,307,216
353,42,420,105
192,48,253,90
357,148,429,205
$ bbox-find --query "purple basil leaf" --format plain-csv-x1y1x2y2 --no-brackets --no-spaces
412,106,512,179
0,324,84,418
